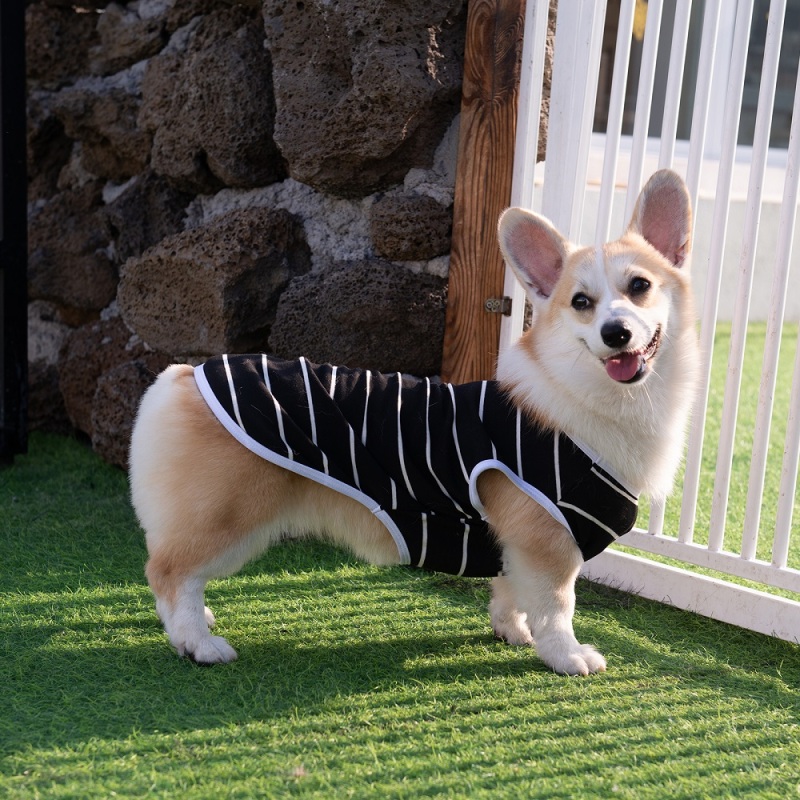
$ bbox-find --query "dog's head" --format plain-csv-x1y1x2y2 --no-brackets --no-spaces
498,169,693,388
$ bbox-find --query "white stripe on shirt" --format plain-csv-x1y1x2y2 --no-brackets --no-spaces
478,381,497,459
300,356,328,475
557,501,621,540
349,427,360,490
554,432,562,500
425,378,467,515
447,383,470,484
590,466,638,503
396,373,416,500
418,513,428,568
361,370,371,446
458,525,470,577
328,365,360,488
223,354,245,430
261,354,293,460
328,366,338,398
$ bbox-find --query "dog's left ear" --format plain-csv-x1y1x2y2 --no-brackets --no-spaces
628,169,692,268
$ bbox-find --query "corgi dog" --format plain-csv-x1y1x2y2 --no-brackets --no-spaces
129,169,697,675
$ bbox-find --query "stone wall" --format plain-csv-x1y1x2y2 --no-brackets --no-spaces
27,0,465,468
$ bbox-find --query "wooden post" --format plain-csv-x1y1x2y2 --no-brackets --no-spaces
442,0,527,384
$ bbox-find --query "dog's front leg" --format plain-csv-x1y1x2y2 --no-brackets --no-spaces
489,573,533,645
499,545,606,676
481,471,606,675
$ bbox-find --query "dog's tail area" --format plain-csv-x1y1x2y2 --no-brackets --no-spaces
129,364,195,530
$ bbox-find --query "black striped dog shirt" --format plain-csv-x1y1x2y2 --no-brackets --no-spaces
195,355,639,577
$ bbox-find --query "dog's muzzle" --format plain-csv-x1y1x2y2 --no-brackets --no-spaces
603,326,662,383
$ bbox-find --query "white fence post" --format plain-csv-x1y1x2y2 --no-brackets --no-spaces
680,0,755,548
744,53,800,561
507,0,800,642
499,0,551,354
540,0,608,238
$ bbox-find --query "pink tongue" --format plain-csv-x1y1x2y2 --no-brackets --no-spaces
605,352,641,382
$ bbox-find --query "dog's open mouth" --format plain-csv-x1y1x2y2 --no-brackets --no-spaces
603,326,662,383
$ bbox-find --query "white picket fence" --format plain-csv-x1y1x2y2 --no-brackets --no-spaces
505,0,800,642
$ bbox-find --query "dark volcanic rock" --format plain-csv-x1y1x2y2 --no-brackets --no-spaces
269,259,447,376
263,0,466,196
118,207,311,355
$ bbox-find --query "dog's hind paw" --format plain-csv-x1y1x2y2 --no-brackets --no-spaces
183,635,239,665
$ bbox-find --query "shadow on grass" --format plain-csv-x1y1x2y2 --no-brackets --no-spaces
2,435,798,779
4,555,799,760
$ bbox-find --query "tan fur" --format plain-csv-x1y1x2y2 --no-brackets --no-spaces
134,365,398,600
130,169,697,675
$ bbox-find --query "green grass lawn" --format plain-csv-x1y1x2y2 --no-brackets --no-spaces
1,322,799,798
669,322,799,558
2,432,799,798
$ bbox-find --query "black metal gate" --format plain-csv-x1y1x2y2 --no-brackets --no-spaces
0,2,28,464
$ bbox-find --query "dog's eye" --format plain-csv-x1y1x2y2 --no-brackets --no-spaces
571,293,593,311
630,277,651,295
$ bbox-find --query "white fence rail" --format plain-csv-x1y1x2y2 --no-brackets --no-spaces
507,0,800,642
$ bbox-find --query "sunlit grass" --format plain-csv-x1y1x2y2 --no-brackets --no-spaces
1,320,799,799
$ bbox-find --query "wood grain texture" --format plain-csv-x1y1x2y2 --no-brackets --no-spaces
442,0,526,384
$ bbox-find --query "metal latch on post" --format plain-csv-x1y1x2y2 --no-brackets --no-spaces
484,296,513,316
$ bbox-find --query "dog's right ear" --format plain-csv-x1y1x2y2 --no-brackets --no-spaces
497,208,569,300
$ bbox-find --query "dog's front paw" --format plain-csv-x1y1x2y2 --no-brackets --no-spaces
492,612,534,646
489,581,534,646
536,637,607,676
563,643,607,676
180,635,239,665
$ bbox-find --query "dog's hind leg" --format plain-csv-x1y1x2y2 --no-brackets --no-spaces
131,363,296,663
145,525,282,664
148,567,238,664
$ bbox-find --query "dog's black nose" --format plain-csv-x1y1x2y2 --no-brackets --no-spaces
601,320,632,348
